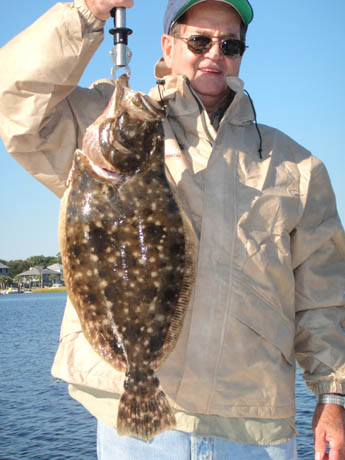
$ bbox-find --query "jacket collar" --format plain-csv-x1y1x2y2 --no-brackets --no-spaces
152,58,255,126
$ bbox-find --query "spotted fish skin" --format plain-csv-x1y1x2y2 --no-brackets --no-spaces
59,75,195,441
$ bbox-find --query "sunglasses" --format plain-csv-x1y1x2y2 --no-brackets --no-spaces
173,34,247,58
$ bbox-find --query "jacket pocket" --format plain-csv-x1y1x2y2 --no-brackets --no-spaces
230,271,295,366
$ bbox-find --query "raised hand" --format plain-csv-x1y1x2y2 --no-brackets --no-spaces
85,0,134,21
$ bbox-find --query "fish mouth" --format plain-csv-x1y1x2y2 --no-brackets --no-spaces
91,162,121,180
75,150,122,181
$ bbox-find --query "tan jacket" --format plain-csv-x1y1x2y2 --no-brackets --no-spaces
1,1,345,420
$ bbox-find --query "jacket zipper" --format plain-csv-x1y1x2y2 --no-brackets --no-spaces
183,77,215,148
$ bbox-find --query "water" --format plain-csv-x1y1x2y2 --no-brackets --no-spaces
0,293,315,459
0,293,96,460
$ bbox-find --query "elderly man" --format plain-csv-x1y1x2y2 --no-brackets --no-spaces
0,0,345,459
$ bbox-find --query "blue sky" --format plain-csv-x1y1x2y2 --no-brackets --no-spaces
0,0,344,261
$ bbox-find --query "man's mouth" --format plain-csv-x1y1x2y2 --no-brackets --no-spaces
199,68,222,74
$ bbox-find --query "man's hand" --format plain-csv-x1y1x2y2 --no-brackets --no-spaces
313,403,345,460
85,0,134,21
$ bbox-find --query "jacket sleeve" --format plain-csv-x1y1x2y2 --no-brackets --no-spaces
0,0,112,198
292,156,345,394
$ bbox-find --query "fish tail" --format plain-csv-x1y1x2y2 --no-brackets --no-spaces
117,375,176,442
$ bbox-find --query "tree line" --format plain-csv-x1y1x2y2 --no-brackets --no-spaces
0,254,62,278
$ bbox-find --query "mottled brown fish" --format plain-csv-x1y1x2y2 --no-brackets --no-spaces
58,75,195,441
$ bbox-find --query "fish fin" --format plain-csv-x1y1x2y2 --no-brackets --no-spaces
116,384,176,442
153,212,196,369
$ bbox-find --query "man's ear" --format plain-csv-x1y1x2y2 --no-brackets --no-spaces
161,34,174,69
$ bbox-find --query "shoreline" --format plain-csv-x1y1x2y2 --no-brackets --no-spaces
0,287,66,295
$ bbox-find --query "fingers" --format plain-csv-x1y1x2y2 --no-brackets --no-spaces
317,438,345,460
85,1,134,21
329,441,345,460
313,404,345,460
315,436,327,460
111,0,134,8
313,405,327,460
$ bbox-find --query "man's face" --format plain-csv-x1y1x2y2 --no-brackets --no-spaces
162,1,244,112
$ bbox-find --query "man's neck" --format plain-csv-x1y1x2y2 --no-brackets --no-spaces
208,89,235,129
199,88,233,114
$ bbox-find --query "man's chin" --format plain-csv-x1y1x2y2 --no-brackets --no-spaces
192,82,229,110
192,76,228,98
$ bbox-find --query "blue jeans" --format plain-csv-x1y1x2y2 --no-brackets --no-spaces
97,421,298,460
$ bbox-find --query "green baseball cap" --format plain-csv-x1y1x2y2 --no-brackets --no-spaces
163,0,254,34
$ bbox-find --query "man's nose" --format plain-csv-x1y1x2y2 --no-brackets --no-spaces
204,41,222,59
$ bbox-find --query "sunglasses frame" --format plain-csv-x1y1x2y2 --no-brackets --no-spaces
172,34,247,58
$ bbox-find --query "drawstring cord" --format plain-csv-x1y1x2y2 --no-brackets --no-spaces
156,79,167,114
156,80,263,159
244,90,263,159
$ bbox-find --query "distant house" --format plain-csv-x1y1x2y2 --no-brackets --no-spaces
48,263,64,285
18,266,61,288
48,263,63,275
0,263,10,277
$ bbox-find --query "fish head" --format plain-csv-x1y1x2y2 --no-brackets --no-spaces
82,75,165,177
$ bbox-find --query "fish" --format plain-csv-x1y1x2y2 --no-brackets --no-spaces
58,75,196,441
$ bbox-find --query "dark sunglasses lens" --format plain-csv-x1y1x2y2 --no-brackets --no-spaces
187,36,212,54
221,39,245,57
185,35,245,57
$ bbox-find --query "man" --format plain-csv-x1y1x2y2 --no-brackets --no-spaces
0,0,345,459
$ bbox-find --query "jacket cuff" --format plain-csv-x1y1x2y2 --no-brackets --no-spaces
309,381,345,395
74,0,105,32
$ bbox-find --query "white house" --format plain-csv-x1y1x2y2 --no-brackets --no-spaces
18,266,61,288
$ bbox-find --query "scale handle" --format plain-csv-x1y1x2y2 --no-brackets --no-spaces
110,7,132,68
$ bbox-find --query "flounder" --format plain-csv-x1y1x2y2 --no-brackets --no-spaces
59,75,195,441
